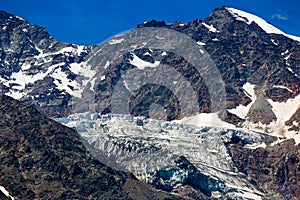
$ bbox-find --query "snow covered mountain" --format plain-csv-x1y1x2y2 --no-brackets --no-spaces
1,6,300,199
0,11,92,117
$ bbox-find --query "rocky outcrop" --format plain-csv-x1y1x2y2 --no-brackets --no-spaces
218,110,245,126
286,108,300,132
226,139,300,199
246,96,277,124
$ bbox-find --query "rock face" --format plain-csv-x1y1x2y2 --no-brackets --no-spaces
0,95,177,200
226,139,300,200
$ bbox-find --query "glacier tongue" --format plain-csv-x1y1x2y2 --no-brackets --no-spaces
56,113,274,199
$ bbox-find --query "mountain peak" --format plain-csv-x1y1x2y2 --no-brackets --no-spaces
225,7,300,42
204,6,300,42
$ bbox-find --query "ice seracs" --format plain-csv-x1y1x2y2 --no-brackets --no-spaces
55,113,270,199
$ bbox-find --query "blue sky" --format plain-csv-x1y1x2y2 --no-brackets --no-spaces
1,0,299,45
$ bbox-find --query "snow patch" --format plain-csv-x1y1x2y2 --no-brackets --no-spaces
273,85,293,93
244,142,266,149
34,45,86,59
228,83,256,119
69,61,96,77
161,51,167,56
281,50,289,55
104,61,110,69
197,41,206,46
129,53,160,70
76,45,86,56
286,67,295,74
241,93,300,144
284,53,292,60
89,77,97,92
108,38,125,45
4,63,65,99
69,61,97,97
16,16,25,21
271,39,278,45
202,22,219,32
4,89,25,100
51,67,79,95
123,80,131,92
268,94,300,124
267,93,300,140
21,63,31,71
0,186,14,200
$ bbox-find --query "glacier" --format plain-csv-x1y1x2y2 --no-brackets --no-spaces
55,113,279,199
